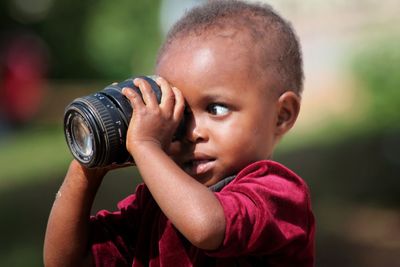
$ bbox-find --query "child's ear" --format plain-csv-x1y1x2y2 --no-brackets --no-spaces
275,91,301,136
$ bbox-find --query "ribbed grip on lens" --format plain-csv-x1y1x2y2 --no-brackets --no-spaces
83,94,122,167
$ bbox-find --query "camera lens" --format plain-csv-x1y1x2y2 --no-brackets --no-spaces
64,76,162,168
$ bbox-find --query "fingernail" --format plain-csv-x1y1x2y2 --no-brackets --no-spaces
133,78,140,85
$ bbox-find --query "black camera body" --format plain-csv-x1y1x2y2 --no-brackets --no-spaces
64,76,162,168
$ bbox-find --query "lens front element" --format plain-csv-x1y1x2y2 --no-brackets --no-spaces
71,115,93,157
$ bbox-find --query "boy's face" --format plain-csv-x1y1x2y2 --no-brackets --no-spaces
156,32,281,186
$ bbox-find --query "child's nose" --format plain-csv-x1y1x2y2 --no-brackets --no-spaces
184,114,207,143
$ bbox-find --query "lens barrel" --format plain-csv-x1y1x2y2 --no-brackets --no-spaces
64,76,161,167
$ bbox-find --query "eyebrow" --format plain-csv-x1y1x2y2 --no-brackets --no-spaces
200,86,238,100
200,92,232,104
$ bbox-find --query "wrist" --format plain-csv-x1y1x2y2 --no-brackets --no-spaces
128,139,163,156
67,160,107,186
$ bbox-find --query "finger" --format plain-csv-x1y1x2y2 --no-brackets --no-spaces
171,86,185,123
157,76,175,113
122,87,145,110
133,78,158,108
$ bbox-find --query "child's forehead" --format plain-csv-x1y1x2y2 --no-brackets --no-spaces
160,28,259,67
159,34,252,77
157,30,278,95
157,41,278,104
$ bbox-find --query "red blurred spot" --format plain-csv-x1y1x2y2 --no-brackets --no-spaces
1,34,48,124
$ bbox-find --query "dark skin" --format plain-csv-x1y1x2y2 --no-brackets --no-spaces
43,29,300,267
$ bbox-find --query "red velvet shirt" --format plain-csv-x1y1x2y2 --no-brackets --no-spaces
90,160,315,266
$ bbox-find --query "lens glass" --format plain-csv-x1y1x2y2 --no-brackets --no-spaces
71,115,93,157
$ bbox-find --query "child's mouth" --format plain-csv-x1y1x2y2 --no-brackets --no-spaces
184,159,215,176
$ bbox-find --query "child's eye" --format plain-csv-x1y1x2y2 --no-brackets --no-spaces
207,103,229,116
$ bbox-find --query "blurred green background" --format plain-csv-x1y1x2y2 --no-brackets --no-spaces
0,0,399,266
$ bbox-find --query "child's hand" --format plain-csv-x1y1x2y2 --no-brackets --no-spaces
122,76,185,155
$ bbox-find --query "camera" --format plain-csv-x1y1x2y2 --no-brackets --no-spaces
64,76,181,168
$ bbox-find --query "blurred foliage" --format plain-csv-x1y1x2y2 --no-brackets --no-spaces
0,0,161,79
84,0,162,79
350,35,400,128
0,125,69,187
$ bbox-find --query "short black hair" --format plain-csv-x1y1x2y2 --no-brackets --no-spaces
157,0,304,95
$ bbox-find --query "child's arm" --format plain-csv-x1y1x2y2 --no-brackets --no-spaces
122,78,226,250
43,160,106,267
132,142,226,250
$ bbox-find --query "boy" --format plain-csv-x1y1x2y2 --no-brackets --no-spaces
44,1,315,266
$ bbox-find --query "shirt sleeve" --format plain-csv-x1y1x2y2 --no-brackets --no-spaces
206,161,314,259
89,183,147,266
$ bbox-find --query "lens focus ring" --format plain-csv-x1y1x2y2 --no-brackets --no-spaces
85,94,120,166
